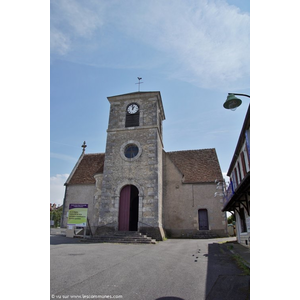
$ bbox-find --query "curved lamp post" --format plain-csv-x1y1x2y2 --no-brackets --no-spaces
223,93,250,111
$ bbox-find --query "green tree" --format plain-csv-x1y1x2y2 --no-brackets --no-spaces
227,214,235,224
50,206,63,227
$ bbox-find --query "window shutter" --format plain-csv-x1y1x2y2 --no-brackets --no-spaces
125,112,139,127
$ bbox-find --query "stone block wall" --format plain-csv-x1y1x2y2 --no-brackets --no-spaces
163,152,227,238
97,92,165,240
61,184,97,229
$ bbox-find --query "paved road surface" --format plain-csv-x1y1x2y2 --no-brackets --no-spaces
50,235,248,300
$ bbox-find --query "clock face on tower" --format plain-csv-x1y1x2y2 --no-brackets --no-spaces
127,103,139,114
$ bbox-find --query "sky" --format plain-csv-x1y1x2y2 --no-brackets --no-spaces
50,0,250,206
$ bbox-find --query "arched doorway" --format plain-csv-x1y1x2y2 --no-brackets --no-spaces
118,185,139,231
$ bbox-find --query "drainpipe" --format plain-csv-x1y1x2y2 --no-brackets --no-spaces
61,183,68,228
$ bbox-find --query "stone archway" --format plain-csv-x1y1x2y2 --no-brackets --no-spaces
118,185,139,231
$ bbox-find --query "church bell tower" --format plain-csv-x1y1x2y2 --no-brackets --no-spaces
98,91,166,240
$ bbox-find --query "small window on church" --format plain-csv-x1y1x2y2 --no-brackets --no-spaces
124,144,139,158
120,140,142,161
198,209,209,230
125,103,140,127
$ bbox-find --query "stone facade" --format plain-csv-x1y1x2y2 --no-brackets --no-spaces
62,91,227,240
97,92,165,240
62,184,95,227
163,151,227,238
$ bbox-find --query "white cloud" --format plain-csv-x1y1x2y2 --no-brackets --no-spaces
50,0,249,89
50,0,105,55
57,0,104,37
118,0,250,89
51,28,70,55
50,174,69,206
50,152,77,162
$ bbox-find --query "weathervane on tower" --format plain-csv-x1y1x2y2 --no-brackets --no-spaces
135,77,143,92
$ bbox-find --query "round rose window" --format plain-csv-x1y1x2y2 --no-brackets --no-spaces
124,144,139,158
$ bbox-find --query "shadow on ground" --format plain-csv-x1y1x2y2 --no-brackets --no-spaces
205,242,250,300
155,298,184,300
50,235,82,245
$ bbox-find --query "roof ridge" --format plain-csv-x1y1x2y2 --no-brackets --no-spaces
83,152,105,156
167,148,215,154
108,91,161,98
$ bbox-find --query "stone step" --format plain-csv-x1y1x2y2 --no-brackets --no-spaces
104,232,144,237
99,234,149,239
189,230,220,239
191,234,219,239
82,239,155,244
81,238,156,244
81,231,157,244
193,236,218,239
91,237,152,242
98,235,149,239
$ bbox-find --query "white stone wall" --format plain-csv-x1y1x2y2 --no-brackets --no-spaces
163,153,227,237
62,184,96,228
235,209,250,248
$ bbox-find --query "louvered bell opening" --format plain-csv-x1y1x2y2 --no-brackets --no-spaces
125,113,139,127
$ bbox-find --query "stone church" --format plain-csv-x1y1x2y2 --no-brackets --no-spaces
62,91,227,240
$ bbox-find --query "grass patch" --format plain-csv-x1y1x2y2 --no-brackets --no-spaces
232,254,250,276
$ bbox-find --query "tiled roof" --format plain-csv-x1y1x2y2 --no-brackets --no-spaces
67,148,223,185
68,153,105,185
166,149,223,183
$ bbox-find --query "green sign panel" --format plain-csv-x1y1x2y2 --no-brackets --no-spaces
67,204,88,227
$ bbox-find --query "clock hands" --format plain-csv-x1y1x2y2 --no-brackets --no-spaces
127,103,139,114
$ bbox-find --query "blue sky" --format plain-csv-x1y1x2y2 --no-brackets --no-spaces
50,0,250,205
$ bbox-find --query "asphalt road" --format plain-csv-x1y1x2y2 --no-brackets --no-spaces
50,235,248,300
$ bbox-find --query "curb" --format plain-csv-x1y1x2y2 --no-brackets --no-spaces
229,249,250,269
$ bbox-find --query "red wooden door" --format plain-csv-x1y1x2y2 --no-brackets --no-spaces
119,185,131,231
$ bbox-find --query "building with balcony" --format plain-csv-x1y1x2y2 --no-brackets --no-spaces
223,105,250,247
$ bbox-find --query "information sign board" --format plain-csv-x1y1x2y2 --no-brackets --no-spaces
67,204,88,227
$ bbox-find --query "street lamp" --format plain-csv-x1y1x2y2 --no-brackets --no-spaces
223,93,250,111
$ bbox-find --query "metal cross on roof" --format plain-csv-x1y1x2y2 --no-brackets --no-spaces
81,141,87,153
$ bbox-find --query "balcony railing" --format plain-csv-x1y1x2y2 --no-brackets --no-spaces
223,181,235,208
